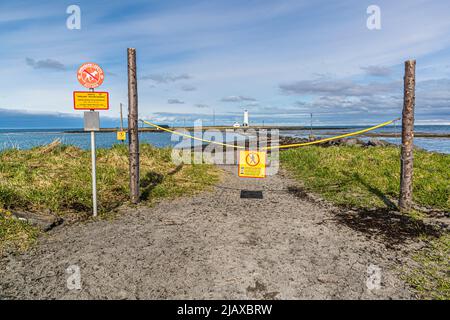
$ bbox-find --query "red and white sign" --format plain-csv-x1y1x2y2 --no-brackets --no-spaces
77,63,105,89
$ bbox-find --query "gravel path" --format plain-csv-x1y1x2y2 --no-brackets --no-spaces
0,166,414,299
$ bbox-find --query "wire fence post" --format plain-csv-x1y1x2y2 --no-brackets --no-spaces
399,59,416,212
127,48,140,204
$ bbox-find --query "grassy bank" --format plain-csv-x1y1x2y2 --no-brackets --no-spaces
0,143,219,254
405,234,449,300
281,146,449,211
281,145,449,299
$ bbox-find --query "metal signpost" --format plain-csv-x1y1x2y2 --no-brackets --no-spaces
74,62,108,217
83,111,100,216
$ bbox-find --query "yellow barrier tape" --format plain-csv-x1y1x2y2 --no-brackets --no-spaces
263,118,399,150
140,119,245,149
140,118,399,151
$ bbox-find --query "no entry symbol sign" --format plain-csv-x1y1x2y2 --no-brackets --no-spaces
245,152,260,166
238,151,266,178
77,63,105,89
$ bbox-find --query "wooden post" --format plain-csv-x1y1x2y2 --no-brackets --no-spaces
399,60,416,211
127,48,140,204
120,103,124,131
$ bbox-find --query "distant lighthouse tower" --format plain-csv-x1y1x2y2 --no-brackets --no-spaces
243,109,249,127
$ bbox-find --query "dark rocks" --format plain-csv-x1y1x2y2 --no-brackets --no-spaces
10,210,63,232
365,139,391,147
345,138,364,146
279,135,395,149
279,136,309,146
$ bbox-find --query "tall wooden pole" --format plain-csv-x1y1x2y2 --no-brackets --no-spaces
127,48,140,204
399,60,416,212
120,103,124,131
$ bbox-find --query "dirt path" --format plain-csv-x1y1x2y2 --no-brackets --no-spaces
0,166,414,299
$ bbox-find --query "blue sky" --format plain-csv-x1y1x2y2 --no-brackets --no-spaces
0,0,449,127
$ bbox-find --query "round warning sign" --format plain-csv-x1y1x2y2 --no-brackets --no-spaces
245,152,260,166
77,63,105,89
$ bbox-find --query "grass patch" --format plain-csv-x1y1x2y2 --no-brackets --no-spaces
0,209,39,255
0,143,219,253
281,145,449,211
405,234,450,300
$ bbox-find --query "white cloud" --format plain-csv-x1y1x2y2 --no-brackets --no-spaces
361,65,392,77
181,84,197,91
167,98,185,104
141,73,191,83
26,57,67,71
220,96,257,102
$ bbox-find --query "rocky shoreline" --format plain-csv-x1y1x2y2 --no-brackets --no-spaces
279,135,395,148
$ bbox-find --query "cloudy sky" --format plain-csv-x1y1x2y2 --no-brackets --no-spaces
1,0,450,127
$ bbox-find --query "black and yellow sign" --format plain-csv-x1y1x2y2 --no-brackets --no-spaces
73,91,109,110
238,151,266,178
117,131,126,141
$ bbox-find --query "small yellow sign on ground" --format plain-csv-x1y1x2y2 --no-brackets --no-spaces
117,131,126,141
238,151,266,178
73,91,109,110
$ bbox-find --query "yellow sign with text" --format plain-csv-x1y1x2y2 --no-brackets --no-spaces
238,151,266,178
73,91,109,110
117,131,126,141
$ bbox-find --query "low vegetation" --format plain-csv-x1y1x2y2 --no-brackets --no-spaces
281,145,449,299
0,143,219,254
405,234,450,300
0,211,39,253
281,145,449,211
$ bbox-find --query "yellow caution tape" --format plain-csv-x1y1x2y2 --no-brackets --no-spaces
140,119,245,149
263,118,399,150
140,118,399,151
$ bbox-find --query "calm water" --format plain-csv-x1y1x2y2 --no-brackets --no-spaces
281,125,450,154
0,125,449,154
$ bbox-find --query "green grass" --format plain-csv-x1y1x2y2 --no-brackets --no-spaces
0,210,39,254
405,234,450,300
0,143,219,254
281,145,449,300
281,145,449,211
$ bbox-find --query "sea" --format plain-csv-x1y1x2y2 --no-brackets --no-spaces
0,125,448,154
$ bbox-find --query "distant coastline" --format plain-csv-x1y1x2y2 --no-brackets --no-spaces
1,125,449,154
62,127,450,138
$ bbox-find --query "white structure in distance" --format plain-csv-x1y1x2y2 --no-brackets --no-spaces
243,109,249,127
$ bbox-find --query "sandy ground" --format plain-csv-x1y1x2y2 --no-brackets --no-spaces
0,166,417,299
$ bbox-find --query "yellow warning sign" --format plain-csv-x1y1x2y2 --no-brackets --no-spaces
73,91,109,110
238,151,266,178
117,131,126,141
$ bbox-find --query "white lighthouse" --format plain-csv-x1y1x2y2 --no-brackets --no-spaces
243,109,249,127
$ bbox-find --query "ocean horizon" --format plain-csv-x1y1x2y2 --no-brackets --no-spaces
0,125,449,154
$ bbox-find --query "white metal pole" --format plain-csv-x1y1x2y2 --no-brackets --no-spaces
91,130,98,217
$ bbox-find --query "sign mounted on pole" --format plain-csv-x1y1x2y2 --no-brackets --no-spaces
83,111,100,131
73,91,109,110
73,62,108,218
238,151,266,178
77,63,105,89
117,131,126,141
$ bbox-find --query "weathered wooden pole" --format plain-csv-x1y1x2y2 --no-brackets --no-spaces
127,48,140,204
120,103,124,131
399,59,416,211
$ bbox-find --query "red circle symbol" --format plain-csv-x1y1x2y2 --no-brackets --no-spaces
77,63,105,89
245,152,260,167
